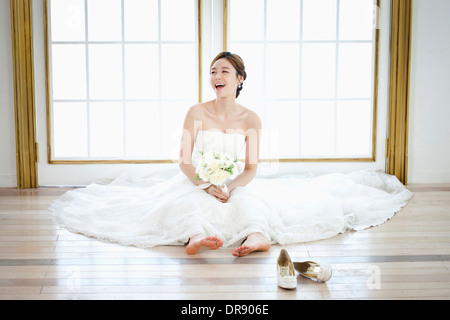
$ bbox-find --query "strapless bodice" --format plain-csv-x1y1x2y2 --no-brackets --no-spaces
192,130,246,168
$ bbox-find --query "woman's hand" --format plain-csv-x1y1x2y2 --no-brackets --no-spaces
205,185,230,203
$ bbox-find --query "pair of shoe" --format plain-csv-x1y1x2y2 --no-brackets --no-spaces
277,249,332,290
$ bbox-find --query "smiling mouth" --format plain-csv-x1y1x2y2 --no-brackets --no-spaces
215,84,225,90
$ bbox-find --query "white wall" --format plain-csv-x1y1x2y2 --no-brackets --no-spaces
408,0,450,183
0,0,17,187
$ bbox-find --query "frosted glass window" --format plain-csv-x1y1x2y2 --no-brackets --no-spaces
337,101,372,156
266,101,300,157
266,44,300,99
338,43,373,98
47,0,198,161
51,44,86,100
302,43,336,99
125,44,159,100
89,102,124,158
50,0,85,41
267,0,300,41
301,101,335,157
88,0,122,41
229,0,264,41
125,102,160,158
339,0,374,41
88,44,123,100
161,0,195,41
160,101,189,159
124,0,159,41
302,0,337,41
53,102,88,158
260,128,281,160
161,44,196,100
228,0,378,159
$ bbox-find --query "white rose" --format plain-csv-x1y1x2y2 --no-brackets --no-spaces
197,165,214,181
209,170,228,187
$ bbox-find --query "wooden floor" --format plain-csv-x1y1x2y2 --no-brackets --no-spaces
0,184,449,300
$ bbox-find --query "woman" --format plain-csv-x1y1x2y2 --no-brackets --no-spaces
179,52,270,256
50,52,412,257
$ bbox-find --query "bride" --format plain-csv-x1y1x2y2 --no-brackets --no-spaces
50,52,412,257
179,52,270,256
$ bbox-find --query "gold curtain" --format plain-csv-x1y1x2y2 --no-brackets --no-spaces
10,0,38,189
387,0,413,185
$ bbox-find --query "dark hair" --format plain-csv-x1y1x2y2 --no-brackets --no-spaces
210,52,247,98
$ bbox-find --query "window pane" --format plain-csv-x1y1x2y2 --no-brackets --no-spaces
301,101,335,156
161,0,195,41
337,100,371,156
50,0,85,41
51,44,86,100
125,44,159,99
266,101,299,157
303,0,337,41
260,128,281,160
88,0,122,41
161,44,196,100
338,43,373,98
229,0,264,41
53,102,88,157
89,102,124,157
339,0,374,41
266,44,300,99
125,102,160,158
160,101,188,159
267,0,300,41
302,43,336,99
89,44,123,100
124,0,158,41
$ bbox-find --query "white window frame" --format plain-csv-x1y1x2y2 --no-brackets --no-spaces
45,0,201,163
33,0,391,185
225,0,381,162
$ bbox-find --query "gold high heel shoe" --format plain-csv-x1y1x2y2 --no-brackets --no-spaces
293,261,332,283
277,249,297,290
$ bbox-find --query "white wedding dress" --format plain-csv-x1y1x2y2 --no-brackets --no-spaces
50,130,412,248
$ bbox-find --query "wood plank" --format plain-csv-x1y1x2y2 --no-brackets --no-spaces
0,186,449,300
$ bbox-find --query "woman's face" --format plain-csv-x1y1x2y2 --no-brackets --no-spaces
210,58,243,98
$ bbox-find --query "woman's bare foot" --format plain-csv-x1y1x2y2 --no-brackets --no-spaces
186,235,224,255
232,232,270,257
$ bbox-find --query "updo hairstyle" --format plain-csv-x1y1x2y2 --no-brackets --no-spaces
210,52,247,98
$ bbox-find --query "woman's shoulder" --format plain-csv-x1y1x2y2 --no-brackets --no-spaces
239,105,261,130
184,102,210,119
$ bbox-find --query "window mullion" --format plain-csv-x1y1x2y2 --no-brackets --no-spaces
158,0,163,157
121,0,127,158
263,0,268,142
298,0,304,157
334,0,341,157
84,0,91,158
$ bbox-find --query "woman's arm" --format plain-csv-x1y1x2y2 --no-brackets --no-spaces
178,105,230,202
226,112,262,194
178,106,205,186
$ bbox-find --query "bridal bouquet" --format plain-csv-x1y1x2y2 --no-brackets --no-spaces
195,150,239,193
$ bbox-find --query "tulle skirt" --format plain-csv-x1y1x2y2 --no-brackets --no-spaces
49,169,412,248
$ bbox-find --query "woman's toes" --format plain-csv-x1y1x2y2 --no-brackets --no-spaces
232,245,252,257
